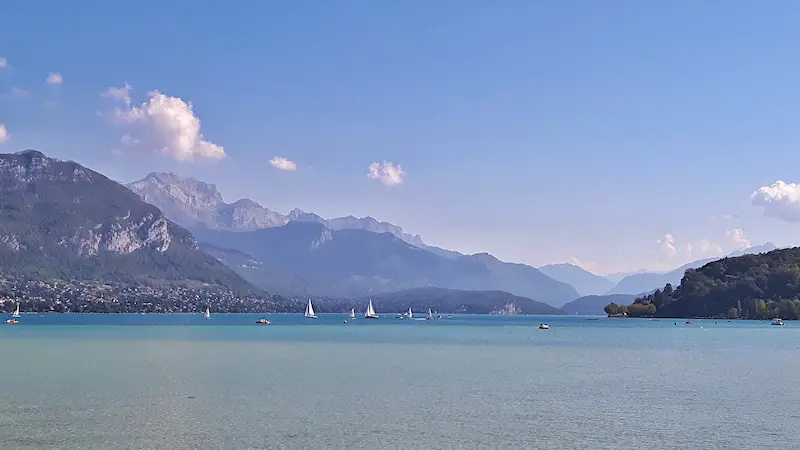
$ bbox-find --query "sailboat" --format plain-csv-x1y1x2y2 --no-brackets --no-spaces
364,299,379,319
348,309,356,320
426,308,434,320
304,299,318,319
204,308,211,320
12,303,20,318
405,308,413,319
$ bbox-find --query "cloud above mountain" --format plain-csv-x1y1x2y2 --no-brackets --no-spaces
656,228,752,267
725,228,751,250
104,85,226,162
269,157,296,171
0,124,8,143
751,180,800,222
368,161,404,186
0,57,7,68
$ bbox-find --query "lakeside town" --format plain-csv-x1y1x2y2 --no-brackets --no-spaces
0,276,297,314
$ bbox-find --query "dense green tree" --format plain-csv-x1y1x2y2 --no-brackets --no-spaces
607,247,800,319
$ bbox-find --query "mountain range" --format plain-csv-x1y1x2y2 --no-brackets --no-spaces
128,173,581,306
537,263,615,296
125,171,784,308
0,151,787,314
127,172,425,246
0,150,256,293
190,222,579,305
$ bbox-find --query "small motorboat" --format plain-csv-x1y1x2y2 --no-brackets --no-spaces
771,318,784,326
5,319,18,324
538,323,550,329
255,318,271,325
684,321,694,324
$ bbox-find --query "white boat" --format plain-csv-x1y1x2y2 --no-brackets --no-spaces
539,323,550,329
426,308,434,320
12,303,20,318
204,308,211,320
772,317,784,326
406,308,413,319
348,309,356,320
364,299,379,319
304,299,318,319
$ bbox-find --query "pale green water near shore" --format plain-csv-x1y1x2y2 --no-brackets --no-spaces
0,314,798,449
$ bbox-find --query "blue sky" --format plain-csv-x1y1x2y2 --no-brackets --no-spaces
2,0,800,274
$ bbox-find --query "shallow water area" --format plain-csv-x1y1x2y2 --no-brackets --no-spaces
0,314,796,449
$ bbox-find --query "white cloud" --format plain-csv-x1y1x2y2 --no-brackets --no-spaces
0,124,8,143
120,134,139,146
708,213,740,221
367,161,404,186
108,89,226,162
103,83,132,107
46,72,63,85
725,228,750,250
656,233,677,257
10,87,28,98
270,156,297,171
751,180,800,222
0,57,7,68
656,233,723,262
110,148,125,157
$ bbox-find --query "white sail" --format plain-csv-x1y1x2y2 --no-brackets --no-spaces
204,308,211,319
305,299,317,318
407,308,413,318
428,308,433,319
349,308,356,319
365,299,378,318
12,303,20,318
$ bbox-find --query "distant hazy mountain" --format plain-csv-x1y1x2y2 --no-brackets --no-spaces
199,243,312,295
127,172,424,246
604,269,653,284
537,263,615,297
193,222,580,305
606,243,779,295
0,150,257,293
368,287,566,315
560,294,637,315
726,242,778,258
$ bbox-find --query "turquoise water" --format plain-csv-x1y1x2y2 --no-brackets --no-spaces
0,314,798,449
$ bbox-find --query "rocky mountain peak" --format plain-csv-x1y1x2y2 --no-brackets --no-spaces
126,172,427,246
0,149,96,184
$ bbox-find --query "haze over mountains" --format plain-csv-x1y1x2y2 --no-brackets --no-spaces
128,172,581,306
537,263,615,296
125,171,784,309
0,151,785,315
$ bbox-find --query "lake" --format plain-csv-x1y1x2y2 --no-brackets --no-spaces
0,314,796,449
